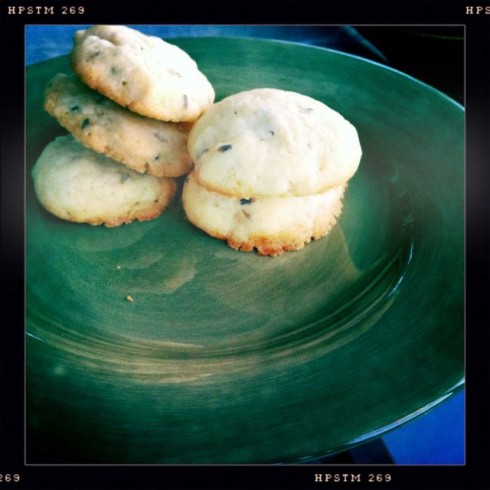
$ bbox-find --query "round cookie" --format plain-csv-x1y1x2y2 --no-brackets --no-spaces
32,135,176,227
44,73,193,178
188,88,362,197
71,25,215,122
182,173,346,256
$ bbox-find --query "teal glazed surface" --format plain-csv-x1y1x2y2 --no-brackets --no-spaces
26,38,464,464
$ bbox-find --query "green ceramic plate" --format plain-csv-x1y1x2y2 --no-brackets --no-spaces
26,38,464,464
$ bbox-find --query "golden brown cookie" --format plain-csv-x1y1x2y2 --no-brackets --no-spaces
32,135,177,227
183,173,346,256
44,73,193,178
188,88,362,197
71,25,215,122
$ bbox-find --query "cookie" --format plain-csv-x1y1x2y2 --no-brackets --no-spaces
44,73,193,178
182,173,346,256
188,88,362,197
71,25,215,122
32,135,176,227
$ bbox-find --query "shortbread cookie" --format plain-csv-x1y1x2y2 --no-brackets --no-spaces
188,88,362,197
182,173,346,256
32,135,176,227
44,73,193,178
71,25,215,122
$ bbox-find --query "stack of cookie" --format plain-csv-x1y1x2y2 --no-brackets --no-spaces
182,88,362,256
32,26,362,256
32,25,215,227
